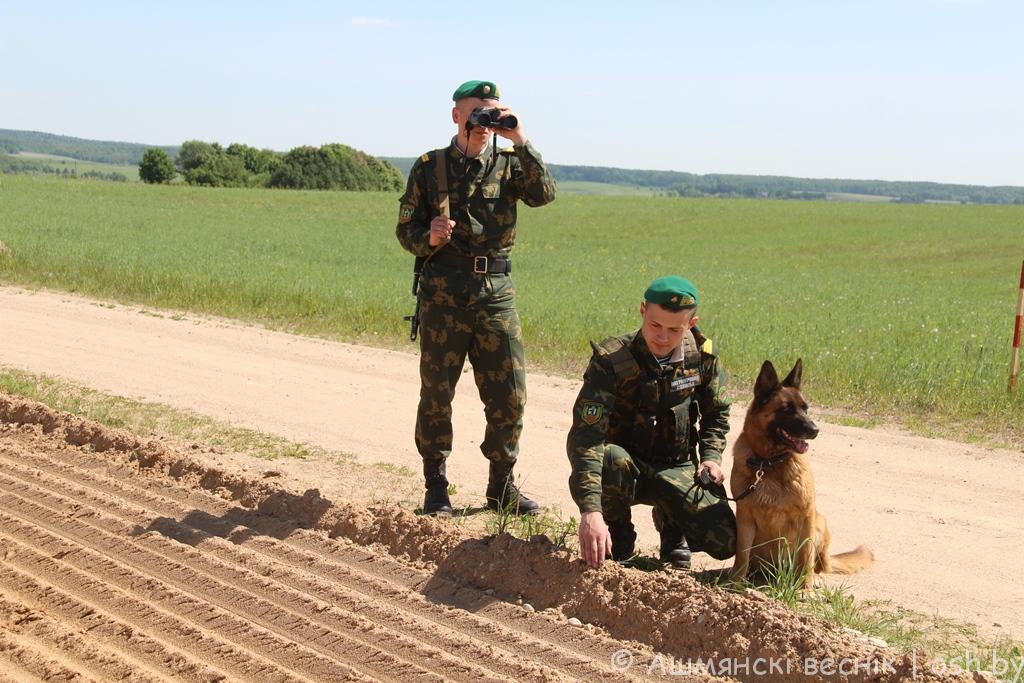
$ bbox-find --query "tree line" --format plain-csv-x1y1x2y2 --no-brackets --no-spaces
140,141,404,191
546,165,1024,205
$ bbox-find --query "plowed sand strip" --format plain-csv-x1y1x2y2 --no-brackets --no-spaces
0,533,340,683
0,670,47,683
0,561,235,681
0,492,445,683
0,561,281,683
0,472,538,683
0,616,97,683
5,447,666,682
0,651,64,683
0,593,171,683
0,461,581,683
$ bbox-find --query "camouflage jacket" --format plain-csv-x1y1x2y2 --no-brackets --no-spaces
395,139,556,260
566,328,731,514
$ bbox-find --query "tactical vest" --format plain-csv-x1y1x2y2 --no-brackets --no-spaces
594,330,713,464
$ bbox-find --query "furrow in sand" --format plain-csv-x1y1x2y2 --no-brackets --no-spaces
0,588,171,683
0,465,539,683
0,670,47,683
10,446,652,681
0,562,246,682
0,606,97,683
0,480,447,683
0,528,356,683
0,463,578,683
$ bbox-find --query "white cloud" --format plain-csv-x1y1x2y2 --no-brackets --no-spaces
349,17,393,28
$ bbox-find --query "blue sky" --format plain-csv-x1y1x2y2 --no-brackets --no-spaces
2,0,1022,186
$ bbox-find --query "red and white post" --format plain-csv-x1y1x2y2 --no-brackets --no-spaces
1011,259,1024,391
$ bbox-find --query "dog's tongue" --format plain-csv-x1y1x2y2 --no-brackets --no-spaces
794,439,809,454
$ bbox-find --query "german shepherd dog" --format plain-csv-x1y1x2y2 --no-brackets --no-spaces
729,359,873,589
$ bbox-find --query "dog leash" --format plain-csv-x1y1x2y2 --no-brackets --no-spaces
695,453,792,502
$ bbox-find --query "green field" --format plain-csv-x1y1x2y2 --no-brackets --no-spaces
10,152,139,180
1,174,1022,445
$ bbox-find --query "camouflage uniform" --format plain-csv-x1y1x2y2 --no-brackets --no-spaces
566,328,736,559
396,139,556,469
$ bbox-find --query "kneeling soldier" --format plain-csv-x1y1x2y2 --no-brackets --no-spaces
567,276,737,568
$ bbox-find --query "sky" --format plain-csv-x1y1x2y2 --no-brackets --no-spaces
2,0,1022,186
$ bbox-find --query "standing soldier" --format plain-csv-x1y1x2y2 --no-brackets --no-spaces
396,80,556,516
567,276,736,568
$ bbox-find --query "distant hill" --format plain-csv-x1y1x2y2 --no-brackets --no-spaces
0,129,178,166
6,131,1022,203
383,156,1024,204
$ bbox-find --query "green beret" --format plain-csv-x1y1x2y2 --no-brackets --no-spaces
452,80,500,101
644,275,698,308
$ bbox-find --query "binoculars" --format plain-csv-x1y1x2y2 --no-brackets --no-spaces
468,107,518,130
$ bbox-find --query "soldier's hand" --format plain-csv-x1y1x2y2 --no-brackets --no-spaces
579,511,612,568
697,461,725,485
493,106,527,146
429,216,455,247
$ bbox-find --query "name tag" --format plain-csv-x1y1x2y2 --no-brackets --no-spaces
671,371,700,392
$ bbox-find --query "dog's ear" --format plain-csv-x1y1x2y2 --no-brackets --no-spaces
754,360,779,401
782,358,803,390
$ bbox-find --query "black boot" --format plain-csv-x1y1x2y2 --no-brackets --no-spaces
484,461,540,515
421,459,453,517
607,510,637,561
653,507,692,569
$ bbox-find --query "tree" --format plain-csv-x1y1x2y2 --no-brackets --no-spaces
139,148,176,184
176,140,219,173
269,143,404,191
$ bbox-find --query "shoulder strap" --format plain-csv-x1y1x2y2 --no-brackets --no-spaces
595,336,641,384
434,148,449,219
682,330,701,369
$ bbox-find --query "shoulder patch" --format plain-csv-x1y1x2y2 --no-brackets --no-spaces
701,338,714,355
399,204,414,223
420,153,430,163
580,401,604,426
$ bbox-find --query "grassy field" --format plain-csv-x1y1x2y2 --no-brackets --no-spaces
10,152,139,180
1,174,1022,445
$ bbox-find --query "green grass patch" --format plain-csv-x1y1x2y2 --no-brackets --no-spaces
0,366,339,462
1,175,1022,445
481,502,579,550
372,462,414,477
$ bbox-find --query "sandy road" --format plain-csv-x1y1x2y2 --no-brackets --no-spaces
1,286,1022,641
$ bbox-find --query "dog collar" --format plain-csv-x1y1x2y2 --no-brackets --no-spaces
747,452,792,472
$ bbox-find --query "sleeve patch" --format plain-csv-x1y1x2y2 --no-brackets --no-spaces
701,339,714,355
581,401,604,425
399,204,414,223
420,153,430,163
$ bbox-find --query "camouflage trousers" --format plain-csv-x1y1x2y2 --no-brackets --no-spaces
415,274,526,467
601,444,736,560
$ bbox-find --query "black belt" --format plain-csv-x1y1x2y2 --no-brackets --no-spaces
431,251,511,274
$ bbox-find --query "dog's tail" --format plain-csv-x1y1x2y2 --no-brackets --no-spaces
829,544,875,574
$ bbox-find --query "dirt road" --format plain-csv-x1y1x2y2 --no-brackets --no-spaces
2,286,1022,642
